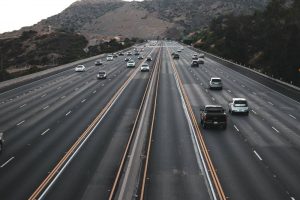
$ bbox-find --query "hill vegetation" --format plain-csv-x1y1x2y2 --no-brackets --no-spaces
184,0,300,86
0,30,137,82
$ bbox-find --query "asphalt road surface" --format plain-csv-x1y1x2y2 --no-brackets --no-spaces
0,41,299,200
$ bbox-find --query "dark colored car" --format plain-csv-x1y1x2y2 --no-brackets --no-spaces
191,60,199,67
173,53,179,59
200,105,227,129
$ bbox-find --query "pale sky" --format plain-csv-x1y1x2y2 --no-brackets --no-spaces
0,0,140,34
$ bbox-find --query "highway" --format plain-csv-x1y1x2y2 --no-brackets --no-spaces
0,41,299,200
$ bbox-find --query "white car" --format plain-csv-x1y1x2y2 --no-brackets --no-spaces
75,65,86,72
140,63,150,72
229,98,249,115
97,71,107,79
209,77,222,89
146,56,152,61
106,55,113,61
127,60,135,68
199,53,205,58
94,59,103,66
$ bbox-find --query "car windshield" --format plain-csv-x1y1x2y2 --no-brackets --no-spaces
234,101,247,106
99,72,106,75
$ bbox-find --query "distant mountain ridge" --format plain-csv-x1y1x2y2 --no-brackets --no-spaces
0,0,269,40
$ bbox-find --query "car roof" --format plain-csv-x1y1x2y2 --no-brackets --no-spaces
205,105,223,108
98,71,106,73
211,77,221,79
233,98,247,101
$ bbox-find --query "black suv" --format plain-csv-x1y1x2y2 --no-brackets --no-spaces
191,60,199,67
173,53,180,59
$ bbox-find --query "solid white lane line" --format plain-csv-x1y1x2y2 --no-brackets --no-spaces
81,99,86,103
234,125,239,132
17,120,25,126
288,114,296,119
19,104,26,108
251,110,257,115
1,157,15,168
65,111,71,116
43,105,49,110
272,127,280,133
254,151,263,161
41,128,50,136
268,101,274,106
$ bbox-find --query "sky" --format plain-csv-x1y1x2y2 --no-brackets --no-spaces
0,0,80,33
0,0,142,34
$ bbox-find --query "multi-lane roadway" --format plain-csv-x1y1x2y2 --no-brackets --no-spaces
0,41,299,200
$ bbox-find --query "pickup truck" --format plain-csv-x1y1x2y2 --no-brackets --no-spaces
0,132,3,153
200,105,227,129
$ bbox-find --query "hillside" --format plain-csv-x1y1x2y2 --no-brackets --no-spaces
0,0,268,40
185,0,300,86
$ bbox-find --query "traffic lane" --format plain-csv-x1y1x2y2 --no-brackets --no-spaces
203,57,300,118
0,71,142,200
0,48,158,161
43,71,150,200
0,49,158,199
144,49,210,200
0,60,128,132
0,53,127,111
171,51,290,200
178,50,300,198
178,52,300,138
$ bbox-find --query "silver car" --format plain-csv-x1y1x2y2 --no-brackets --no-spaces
209,77,222,89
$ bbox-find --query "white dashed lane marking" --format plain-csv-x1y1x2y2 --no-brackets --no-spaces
272,127,280,133
41,128,50,136
254,151,263,161
19,104,26,108
17,120,25,126
0,157,15,168
288,114,296,119
65,111,71,116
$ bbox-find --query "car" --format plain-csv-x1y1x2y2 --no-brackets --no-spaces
199,53,205,58
75,65,86,72
127,51,132,56
0,132,3,153
106,55,113,61
113,53,118,58
171,52,175,56
209,77,222,89
138,55,144,60
134,51,140,56
198,58,205,64
146,56,152,61
177,49,182,52
229,98,249,115
200,105,227,129
127,60,135,68
140,63,150,72
173,53,180,59
192,54,198,60
118,52,124,56
97,71,107,79
94,59,103,66
191,60,199,67
125,57,131,61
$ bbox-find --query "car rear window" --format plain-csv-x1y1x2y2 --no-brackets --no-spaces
205,107,224,113
234,101,247,106
212,79,221,82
